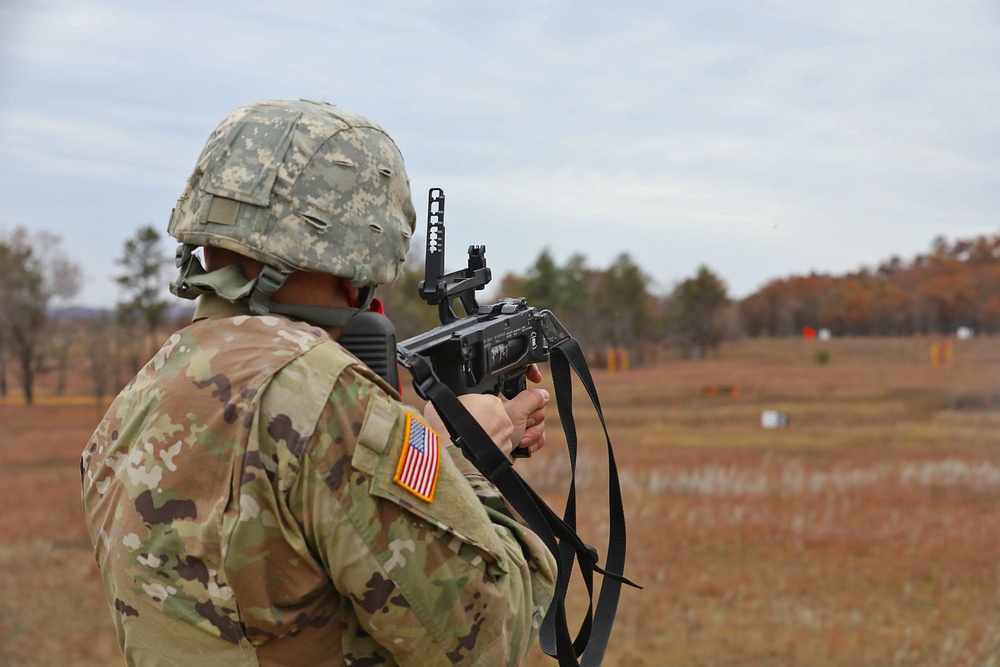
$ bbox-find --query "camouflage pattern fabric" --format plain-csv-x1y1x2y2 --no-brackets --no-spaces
81,295,556,666
168,99,417,288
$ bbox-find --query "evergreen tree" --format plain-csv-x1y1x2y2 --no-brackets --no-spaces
517,248,563,307
115,225,170,360
593,253,652,359
668,265,730,358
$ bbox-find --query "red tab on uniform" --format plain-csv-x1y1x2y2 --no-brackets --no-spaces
394,413,440,502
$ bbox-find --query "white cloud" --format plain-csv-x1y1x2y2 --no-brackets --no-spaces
0,110,196,186
0,0,997,306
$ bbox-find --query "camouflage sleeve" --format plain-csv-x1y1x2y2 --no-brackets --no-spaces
293,363,557,666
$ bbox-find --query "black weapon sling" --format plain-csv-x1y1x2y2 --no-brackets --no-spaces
399,328,639,667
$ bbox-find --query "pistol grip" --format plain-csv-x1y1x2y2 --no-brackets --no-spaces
500,371,528,400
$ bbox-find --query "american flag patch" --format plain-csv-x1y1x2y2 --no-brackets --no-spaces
393,413,441,502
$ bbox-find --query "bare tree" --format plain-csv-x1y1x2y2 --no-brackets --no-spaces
85,313,116,417
0,288,7,398
0,228,81,405
48,317,79,396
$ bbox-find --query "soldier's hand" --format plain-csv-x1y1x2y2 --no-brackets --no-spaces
505,387,550,457
423,385,550,459
423,394,517,457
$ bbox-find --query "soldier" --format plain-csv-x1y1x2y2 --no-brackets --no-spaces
81,99,557,666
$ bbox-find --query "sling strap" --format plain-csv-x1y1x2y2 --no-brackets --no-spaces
398,328,639,666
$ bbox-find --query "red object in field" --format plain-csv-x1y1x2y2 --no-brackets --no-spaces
802,327,817,339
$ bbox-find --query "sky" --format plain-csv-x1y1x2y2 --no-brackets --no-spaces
1,0,998,308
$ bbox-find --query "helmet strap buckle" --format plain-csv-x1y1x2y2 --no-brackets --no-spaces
249,265,288,315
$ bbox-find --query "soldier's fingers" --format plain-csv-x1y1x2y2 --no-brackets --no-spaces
516,426,546,457
520,422,545,446
524,406,546,428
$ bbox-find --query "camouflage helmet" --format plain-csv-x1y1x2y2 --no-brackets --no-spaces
168,99,416,288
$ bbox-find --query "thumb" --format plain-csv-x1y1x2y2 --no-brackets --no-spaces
504,387,551,453
506,387,550,422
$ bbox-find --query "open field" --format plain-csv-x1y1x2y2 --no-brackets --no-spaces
1,335,998,666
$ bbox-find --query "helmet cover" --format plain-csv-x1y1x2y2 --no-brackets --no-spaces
168,99,416,287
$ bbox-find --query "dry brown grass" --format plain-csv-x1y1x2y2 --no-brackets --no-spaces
3,334,999,666
0,401,121,666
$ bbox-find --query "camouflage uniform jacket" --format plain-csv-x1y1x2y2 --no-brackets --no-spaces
81,295,557,666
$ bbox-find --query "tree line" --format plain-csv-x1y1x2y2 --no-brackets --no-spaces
1,225,997,405
383,232,1000,363
739,235,1000,337
379,248,735,363
0,225,177,406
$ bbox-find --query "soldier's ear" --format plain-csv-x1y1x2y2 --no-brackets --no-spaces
343,280,362,307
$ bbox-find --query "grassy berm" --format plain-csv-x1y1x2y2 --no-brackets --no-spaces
1,335,997,666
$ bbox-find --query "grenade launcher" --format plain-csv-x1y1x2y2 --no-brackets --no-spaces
343,187,569,420
398,188,567,398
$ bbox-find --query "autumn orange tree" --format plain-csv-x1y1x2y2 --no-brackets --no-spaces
738,233,1000,336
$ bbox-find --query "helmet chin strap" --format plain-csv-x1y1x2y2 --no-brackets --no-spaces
171,243,373,328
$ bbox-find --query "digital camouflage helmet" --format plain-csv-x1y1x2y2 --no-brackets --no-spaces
168,99,416,325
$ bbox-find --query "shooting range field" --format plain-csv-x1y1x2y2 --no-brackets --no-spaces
1,335,997,666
